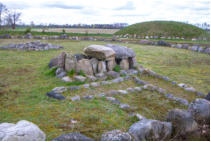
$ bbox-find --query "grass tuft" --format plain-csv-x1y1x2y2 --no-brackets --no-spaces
77,70,86,77
67,69,75,77
45,66,57,77
113,65,121,72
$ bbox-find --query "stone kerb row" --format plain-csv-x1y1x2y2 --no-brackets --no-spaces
47,65,205,102
137,65,206,97
0,41,63,51
49,80,209,140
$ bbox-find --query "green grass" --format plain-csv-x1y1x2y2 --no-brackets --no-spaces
0,39,209,140
115,21,210,39
67,69,76,77
0,30,113,37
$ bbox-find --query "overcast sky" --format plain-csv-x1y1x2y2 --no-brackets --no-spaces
0,0,210,25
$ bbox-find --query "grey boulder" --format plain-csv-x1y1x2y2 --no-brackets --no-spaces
188,98,210,124
56,72,67,78
52,132,93,141
166,109,198,137
46,91,65,100
69,86,81,91
52,87,67,93
0,120,46,141
48,57,58,68
101,129,132,141
106,71,120,79
128,119,172,141
74,75,86,82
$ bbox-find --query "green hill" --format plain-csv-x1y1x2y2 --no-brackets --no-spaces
115,21,209,39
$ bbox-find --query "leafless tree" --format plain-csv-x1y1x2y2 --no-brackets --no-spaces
6,10,21,29
0,2,7,29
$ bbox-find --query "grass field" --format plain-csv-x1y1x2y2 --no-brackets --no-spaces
31,28,119,34
13,27,119,34
0,39,209,140
0,30,113,37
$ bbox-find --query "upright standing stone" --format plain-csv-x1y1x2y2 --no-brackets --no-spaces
76,59,93,75
98,61,107,73
106,57,116,71
131,57,137,68
90,58,98,74
120,59,129,70
57,52,66,68
65,54,77,71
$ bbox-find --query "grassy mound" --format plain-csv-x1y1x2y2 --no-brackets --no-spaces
115,21,209,39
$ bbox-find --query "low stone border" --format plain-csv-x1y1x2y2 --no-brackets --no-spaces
44,67,209,140
47,65,206,102
137,66,206,97
0,41,63,51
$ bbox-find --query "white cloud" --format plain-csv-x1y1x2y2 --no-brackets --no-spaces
0,0,209,25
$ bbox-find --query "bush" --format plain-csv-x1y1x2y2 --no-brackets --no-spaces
67,69,75,77
24,27,31,34
78,70,86,77
45,66,57,76
62,29,66,34
113,65,121,72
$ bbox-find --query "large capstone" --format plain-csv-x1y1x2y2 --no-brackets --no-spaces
84,45,115,60
105,44,136,59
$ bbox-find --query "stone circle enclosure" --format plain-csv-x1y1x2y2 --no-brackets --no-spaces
0,41,63,51
49,44,137,76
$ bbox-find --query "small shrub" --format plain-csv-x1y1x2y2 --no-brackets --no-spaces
67,69,75,77
24,27,31,34
78,70,86,77
113,65,121,72
45,66,57,76
62,29,66,34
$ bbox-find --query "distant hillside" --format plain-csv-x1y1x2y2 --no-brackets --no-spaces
115,21,209,39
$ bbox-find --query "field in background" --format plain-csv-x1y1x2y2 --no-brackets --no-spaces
15,28,120,34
